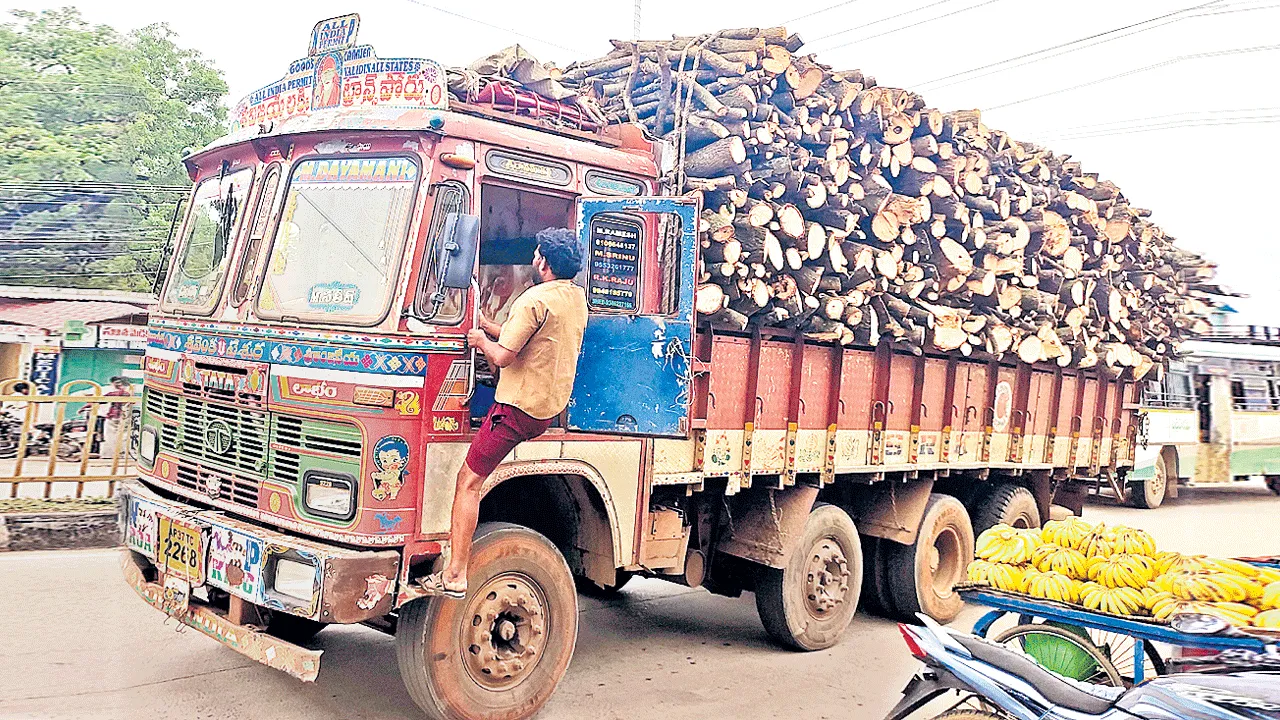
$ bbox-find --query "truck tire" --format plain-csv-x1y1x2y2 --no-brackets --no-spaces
1129,449,1171,508
858,535,896,617
885,494,974,623
972,483,1040,535
395,522,578,720
755,503,863,651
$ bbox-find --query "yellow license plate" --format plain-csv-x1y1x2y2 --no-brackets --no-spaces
157,515,205,584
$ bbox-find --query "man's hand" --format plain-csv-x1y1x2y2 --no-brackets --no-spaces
479,317,503,339
466,327,517,368
466,328,488,349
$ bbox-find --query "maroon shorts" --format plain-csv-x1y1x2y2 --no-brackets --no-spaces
465,403,554,476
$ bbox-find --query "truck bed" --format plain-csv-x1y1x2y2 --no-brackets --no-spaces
653,327,1138,492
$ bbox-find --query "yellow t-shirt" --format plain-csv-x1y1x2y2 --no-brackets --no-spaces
495,279,589,420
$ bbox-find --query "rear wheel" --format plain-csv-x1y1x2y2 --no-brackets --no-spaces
395,522,578,720
1129,451,1170,509
886,494,974,623
971,483,1040,535
992,623,1124,686
756,503,863,651
858,534,896,617
929,711,1006,720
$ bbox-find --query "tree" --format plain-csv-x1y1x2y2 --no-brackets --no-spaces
0,8,229,290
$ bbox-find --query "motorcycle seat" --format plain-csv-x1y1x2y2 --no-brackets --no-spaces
955,634,1117,714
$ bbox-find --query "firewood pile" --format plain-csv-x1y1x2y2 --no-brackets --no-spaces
560,28,1218,378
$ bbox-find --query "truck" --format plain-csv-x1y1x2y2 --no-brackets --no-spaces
119,16,1140,720
1127,324,1280,508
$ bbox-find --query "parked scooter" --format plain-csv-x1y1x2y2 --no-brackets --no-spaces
0,406,90,460
885,614,1280,720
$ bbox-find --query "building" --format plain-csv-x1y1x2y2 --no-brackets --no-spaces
0,285,153,395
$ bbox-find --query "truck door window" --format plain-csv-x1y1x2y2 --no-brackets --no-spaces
477,183,572,323
414,181,471,324
161,168,254,313
655,213,682,315
255,156,419,326
231,162,282,306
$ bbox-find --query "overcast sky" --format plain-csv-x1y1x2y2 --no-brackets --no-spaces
11,0,1280,321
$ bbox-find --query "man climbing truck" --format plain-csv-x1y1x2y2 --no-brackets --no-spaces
120,14,1210,720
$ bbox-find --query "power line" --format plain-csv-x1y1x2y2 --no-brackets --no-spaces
781,0,870,26
917,1,1280,91
808,0,962,44
988,43,1280,110
912,0,1225,89
1043,115,1280,141
1030,106,1280,136
401,0,593,57
818,0,1006,51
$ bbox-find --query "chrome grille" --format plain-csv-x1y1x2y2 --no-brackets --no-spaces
175,463,260,508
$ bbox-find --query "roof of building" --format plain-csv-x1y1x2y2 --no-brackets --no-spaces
0,285,157,305
0,298,149,332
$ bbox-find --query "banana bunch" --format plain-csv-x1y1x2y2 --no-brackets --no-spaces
1254,609,1280,629
1154,552,1212,575
1153,598,1256,626
1041,517,1095,550
1141,588,1174,612
1079,582,1146,616
967,559,996,585
1087,554,1155,590
1171,572,1262,604
1262,581,1280,610
976,524,1043,564
1025,570,1080,604
989,563,1030,593
1111,526,1158,557
1079,524,1117,559
1032,544,1090,580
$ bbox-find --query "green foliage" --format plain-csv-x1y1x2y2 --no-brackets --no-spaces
0,8,229,290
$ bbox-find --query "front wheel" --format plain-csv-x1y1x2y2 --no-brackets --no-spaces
395,522,578,720
756,503,863,651
1129,453,1170,509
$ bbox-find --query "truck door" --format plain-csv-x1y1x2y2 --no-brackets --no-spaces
568,196,699,437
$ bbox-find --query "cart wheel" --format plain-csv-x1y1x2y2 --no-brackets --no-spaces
992,624,1124,686
1085,627,1166,684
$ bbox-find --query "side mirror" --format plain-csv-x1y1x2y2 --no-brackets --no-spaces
439,213,480,290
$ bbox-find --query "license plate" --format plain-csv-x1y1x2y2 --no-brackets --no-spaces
157,515,205,585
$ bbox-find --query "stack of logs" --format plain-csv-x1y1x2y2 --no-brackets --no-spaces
560,28,1218,378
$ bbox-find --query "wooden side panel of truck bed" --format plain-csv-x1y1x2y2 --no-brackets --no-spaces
660,329,1136,490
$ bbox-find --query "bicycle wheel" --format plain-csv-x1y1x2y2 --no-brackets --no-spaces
992,624,1125,686
1085,628,1165,684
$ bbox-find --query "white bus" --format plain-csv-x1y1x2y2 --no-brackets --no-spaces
1129,325,1280,507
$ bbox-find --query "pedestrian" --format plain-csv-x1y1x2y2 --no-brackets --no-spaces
102,376,133,460
417,227,588,598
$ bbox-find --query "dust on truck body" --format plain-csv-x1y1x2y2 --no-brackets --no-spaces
119,15,1139,720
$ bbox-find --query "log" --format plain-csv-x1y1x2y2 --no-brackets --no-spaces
684,136,747,178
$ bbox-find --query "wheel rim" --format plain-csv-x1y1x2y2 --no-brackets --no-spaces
1150,460,1167,500
930,526,962,596
803,537,851,617
460,572,548,692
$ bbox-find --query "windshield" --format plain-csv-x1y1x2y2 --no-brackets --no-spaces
255,156,419,325
162,169,254,312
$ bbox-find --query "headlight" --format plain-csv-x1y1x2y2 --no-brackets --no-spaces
139,426,158,465
302,471,356,521
273,559,317,601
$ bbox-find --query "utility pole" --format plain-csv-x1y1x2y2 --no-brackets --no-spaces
633,0,641,40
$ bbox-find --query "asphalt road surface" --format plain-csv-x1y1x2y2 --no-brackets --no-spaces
1,482,1275,720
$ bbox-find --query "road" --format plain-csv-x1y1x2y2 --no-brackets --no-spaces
1,483,1275,720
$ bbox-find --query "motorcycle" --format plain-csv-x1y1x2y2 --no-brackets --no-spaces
0,406,90,460
885,614,1280,720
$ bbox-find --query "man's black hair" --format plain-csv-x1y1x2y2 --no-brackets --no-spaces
535,227,585,279
109,376,130,384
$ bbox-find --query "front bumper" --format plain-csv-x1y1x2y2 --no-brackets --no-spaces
121,550,323,682
119,481,400,625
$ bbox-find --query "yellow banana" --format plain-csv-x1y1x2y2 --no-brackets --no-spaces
1262,581,1280,610
1254,609,1280,628
1209,558,1261,578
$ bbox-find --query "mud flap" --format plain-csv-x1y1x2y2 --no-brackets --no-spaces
716,484,819,569
882,671,966,720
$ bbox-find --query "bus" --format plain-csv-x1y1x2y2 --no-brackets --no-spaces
1129,325,1280,507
